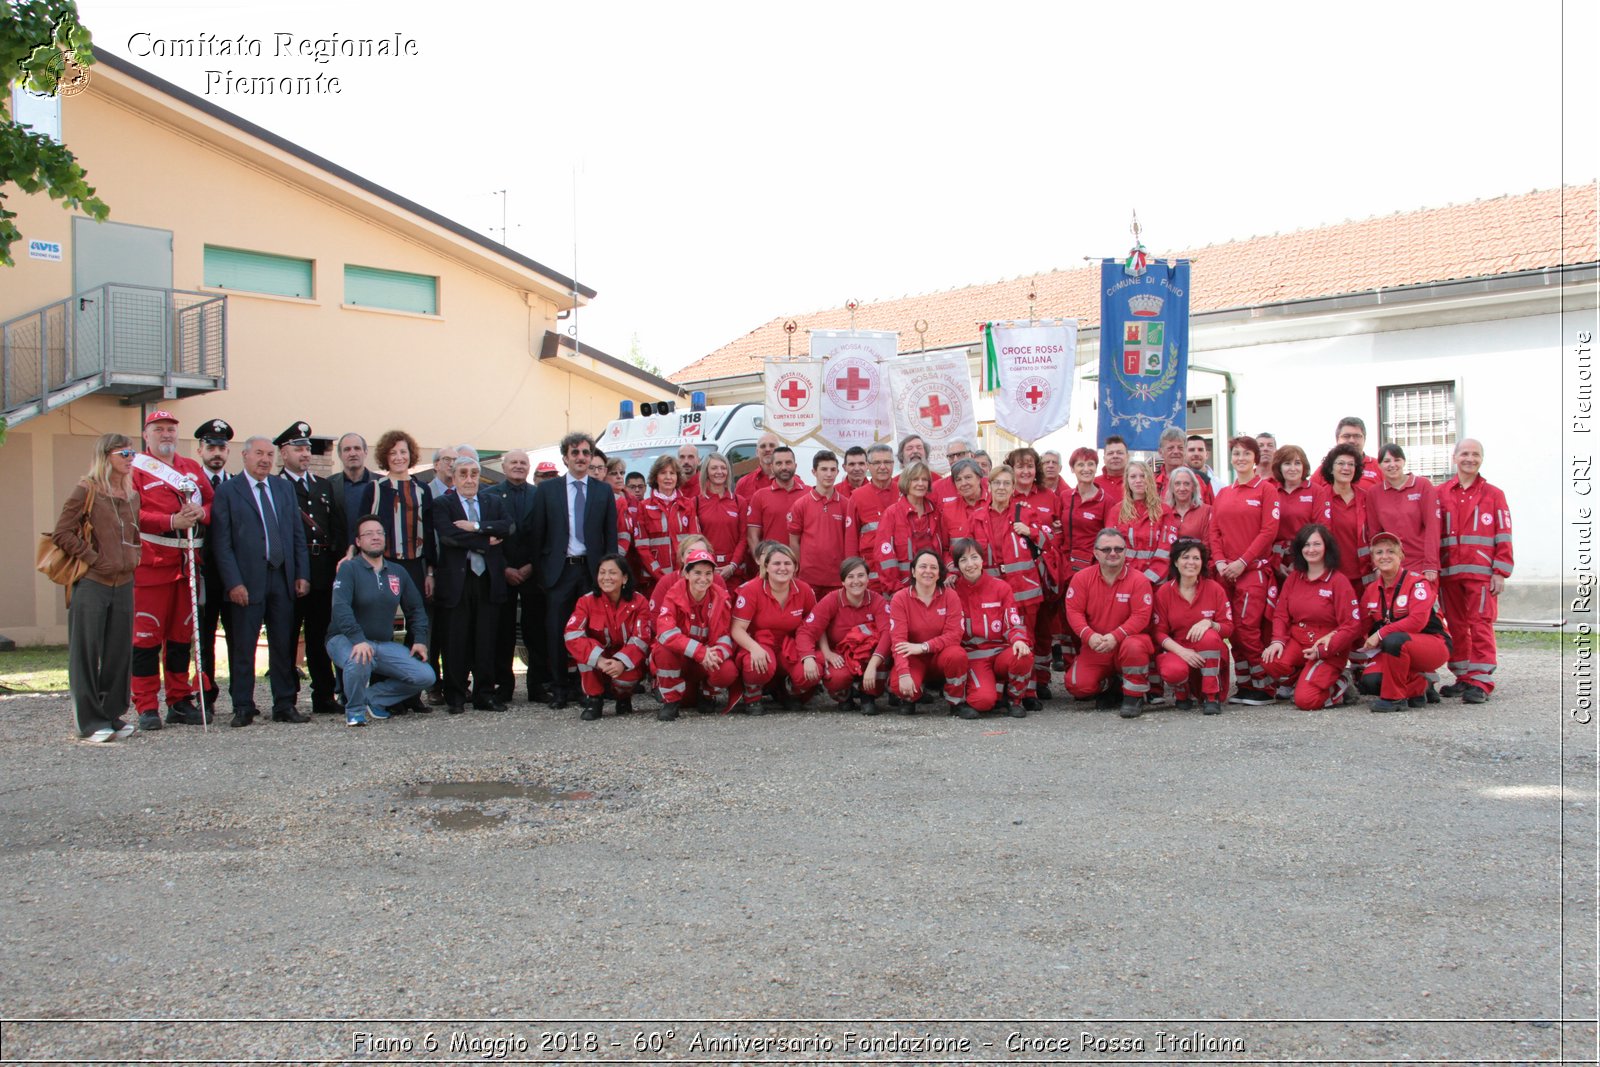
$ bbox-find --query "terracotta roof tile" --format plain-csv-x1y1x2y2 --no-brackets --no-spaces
673,183,1598,383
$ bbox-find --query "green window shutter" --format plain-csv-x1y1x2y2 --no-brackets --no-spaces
204,246,314,298
344,264,438,314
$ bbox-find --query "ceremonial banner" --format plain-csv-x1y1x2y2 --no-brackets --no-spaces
812,329,896,452
888,348,979,474
1097,258,1190,450
985,320,1078,443
763,357,823,445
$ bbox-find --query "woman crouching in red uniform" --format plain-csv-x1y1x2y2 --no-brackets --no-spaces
950,538,1031,719
650,548,740,721
1358,531,1451,712
888,549,968,715
1260,524,1363,710
730,542,818,714
565,553,653,721
797,557,890,714
1152,538,1234,715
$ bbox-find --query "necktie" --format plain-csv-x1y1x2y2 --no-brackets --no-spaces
210,474,221,490
572,478,586,545
257,481,283,568
467,497,484,576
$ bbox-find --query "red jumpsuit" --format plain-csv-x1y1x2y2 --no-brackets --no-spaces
133,453,214,713
1272,483,1323,579
1365,474,1442,576
953,574,1029,711
1359,570,1451,701
1093,471,1126,513
732,577,818,702
1120,502,1177,583
1170,502,1211,545
651,580,739,705
796,588,891,699
1316,485,1370,587
1152,578,1234,699
1207,474,1280,694
1014,485,1061,684
1263,569,1363,709
931,474,986,520
564,591,651,699
844,481,902,588
1052,485,1113,667
1438,475,1513,695
634,492,698,589
871,498,943,593
1063,564,1155,698
887,585,967,706
787,488,853,594
746,482,808,550
694,489,748,576
968,503,1047,696
937,493,987,549
647,571,730,628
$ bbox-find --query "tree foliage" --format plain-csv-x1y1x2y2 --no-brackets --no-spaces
1,1,109,267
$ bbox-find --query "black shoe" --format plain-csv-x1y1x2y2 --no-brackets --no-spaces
1118,697,1143,718
580,701,602,721
1051,650,1065,672
527,684,553,704
550,691,570,710
473,699,506,712
1202,700,1222,715
446,703,465,715
615,696,633,716
1021,697,1043,712
656,705,678,722
1094,690,1121,711
228,711,253,728
1370,698,1406,713
955,702,979,720
312,700,343,715
426,685,446,705
138,710,163,732
748,700,767,716
165,698,201,725
860,697,880,716
1007,702,1027,718
1439,682,1467,698
1175,697,1196,711
1462,685,1488,704
271,709,309,723
1036,683,1054,701
1408,694,1427,708
1424,683,1441,704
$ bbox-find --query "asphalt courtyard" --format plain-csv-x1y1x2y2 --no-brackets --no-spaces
0,641,1593,1065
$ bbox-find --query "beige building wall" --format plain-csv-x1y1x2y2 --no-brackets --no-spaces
2,63,673,645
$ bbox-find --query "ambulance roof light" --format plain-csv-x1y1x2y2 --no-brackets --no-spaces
619,400,634,419
691,391,706,412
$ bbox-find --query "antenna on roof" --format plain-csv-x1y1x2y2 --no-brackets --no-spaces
568,165,581,358
491,189,521,245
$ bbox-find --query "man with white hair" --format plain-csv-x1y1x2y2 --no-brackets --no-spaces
1437,438,1512,704
430,448,511,712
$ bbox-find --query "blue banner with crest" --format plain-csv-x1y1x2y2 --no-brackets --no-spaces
1097,258,1190,450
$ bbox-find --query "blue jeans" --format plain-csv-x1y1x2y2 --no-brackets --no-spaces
326,635,436,712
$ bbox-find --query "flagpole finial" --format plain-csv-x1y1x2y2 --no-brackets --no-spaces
846,299,859,333
914,319,928,353
1131,209,1141,243
784,319,797,358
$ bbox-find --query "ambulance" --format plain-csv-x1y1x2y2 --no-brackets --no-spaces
597,392,822,482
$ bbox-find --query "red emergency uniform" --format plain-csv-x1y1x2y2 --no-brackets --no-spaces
736,467,805,503
1437,474,1512,695
844,481,902,572
887,585,967,706
732,577,819,702
1170,502,1211,545
1063,563,1155,699
967,503,1048,698
746,481,808,549
1312,456,1381,493
1365,474,1442,576
1050,483,1113,673
1273,482,1323,578
1316,485,1370,586
1157,469,1215,505
693,488,748,575
132,452,214,713
564,591,652,699
1207,473,1280,694
634,492,698,589
651,579,739,705
797,588,891,699
787,487,853,593
953,574,1030,711
1359,570,1451,702
1013,484,1061,683
1262,568,1363,709
937,492,987,549
1152,577,1234,699
1093,471,1126,512
1120,502,1177,583
872,498,943,592
647,571,730,627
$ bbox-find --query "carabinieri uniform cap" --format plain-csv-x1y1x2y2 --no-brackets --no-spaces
194,418,234,445
273,421,313,448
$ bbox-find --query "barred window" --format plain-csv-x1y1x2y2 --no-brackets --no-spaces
1379,382,1456,480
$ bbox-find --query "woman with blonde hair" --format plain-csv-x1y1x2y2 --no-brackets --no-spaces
1117,460,1175,583
872,460,943,592
53,433,142,742
730,541,818,713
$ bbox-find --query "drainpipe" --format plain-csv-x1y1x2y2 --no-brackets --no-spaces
1190,363,1236,445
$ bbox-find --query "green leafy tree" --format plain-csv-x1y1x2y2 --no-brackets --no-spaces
1,1,109,266
628,332,662,377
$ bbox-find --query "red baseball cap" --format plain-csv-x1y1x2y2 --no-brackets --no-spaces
144,409,178,426
682,548,715,571
1368,530,1403,550
535,460,559,475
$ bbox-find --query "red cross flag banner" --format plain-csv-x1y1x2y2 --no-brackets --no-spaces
763,357,823,445
887,349,979,474
984,320,1078,443
811,329,897,452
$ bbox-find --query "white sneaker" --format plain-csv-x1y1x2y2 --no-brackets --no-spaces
80,728,115,743
112,721,137,739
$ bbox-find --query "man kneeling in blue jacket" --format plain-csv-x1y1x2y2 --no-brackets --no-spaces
327,514,434,726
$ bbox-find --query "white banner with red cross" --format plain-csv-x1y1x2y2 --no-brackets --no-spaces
763,358,824,445
811,329,897,453
985,320,1078,443
887,348,978,474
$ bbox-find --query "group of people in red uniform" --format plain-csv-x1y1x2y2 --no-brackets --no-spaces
560,416,1511,721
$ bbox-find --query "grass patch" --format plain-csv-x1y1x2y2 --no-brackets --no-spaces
0,646,71,692
1499,629,1598,652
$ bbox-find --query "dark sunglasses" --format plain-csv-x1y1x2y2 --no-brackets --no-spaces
110,449,136,458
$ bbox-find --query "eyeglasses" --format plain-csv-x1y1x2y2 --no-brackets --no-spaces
569,449,592,457
110,449,135,458
1096,546,1126,555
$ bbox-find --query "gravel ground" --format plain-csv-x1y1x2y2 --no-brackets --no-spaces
0,645,1593,1065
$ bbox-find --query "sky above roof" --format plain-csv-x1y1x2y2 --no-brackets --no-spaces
76,0,1597,376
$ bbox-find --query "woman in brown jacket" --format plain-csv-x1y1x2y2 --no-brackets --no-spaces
53,433,142,742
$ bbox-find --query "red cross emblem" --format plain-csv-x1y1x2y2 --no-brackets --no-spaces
1025,384,1045,406
835,366,870,401
919,394,952,428
778,378,808,409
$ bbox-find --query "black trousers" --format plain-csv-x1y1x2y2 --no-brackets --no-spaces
293,579,336,705
442,571,498,706
198,568,226,703
496,576,548,700
227,566,297,714
544,559,591,699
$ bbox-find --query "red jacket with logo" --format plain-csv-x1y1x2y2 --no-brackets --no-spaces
1207,474,1280,575
1360,570,1448,643
694,489,747,571
844,481,902,557
787,487,853,588
635,492,698,582
565,591,653,671
1151,577,1235,646
887,585,965,653
1270,568,1363,656
871,498,944,592
967,503,1047,607
1273,482,1323,574
1064,564,1154,643
1057,484,1112,577
1119,501,1177,583
1365,474,1442,575
797,588,891,662
953,574,1028,653
136,453,214,583
654,579,735,666
1438,475,1512,583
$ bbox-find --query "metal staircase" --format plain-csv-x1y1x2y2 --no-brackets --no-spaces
2,284,228,427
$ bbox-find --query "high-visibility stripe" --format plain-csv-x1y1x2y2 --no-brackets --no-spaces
1441,564,1494,578
657,627,683,643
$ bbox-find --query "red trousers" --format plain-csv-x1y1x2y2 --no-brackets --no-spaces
965,647,1028,711
891,646,968,705
1065,634,1154,697
131,580,197,711
1260,626,1349,710
1222,570,1273,690
1441,579,1498,694
1155,628,1231,698
1363,631,1450,700
818,648,885,699
650,645,739,704
577,645,646,698
739,638,815,701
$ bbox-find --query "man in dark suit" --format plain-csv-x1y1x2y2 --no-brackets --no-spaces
212,434,310,727
192,417,233,719
483,448,548,704
276,420,346,715
327,431,377,547
430,449,511,713
529,431,618,710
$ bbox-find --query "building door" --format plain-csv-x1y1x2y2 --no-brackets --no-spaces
72,217,173,377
